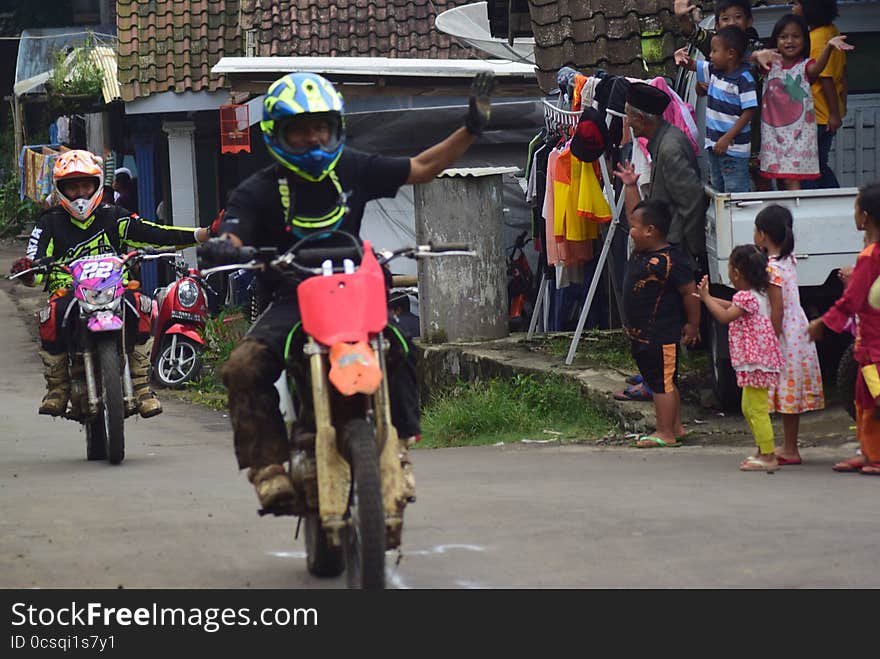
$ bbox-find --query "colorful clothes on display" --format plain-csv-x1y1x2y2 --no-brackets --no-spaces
759,59,820,180
729,289,783,389
767,255,825,412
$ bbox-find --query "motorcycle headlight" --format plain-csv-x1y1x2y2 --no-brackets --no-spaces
81,285,117,307
177,279,200,308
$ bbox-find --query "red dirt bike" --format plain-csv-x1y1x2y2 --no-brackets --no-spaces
201,231,472,589
149,253,214,388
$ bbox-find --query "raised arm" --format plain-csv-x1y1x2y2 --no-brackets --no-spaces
407,72,493,184
806,35,853,83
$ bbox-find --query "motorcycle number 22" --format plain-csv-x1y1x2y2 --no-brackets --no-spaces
79,260,115,279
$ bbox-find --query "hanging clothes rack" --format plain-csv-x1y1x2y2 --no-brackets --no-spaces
529,96,642,366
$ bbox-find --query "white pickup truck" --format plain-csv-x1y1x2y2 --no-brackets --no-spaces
676,1,880,409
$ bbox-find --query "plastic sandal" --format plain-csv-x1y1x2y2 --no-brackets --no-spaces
634,435,681,448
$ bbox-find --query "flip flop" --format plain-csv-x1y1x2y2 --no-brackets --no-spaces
625,374,643,386
832,457,866,472
613,383,653,401
634,435,681,448
860,463,880,475
739,456,778,473
776,455,802,466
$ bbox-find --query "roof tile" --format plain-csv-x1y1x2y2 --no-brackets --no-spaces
118,0,478,101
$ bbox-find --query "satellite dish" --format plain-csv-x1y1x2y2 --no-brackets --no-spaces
435,1,535,64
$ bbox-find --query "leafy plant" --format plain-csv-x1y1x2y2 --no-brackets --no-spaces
0,169,42,238
46,36,104,116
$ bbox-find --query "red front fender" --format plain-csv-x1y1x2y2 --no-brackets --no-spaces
163,324,205,345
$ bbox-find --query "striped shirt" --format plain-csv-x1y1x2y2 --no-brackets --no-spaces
696,61,757,158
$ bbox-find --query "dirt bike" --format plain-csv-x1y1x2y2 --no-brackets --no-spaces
201,232,472,589
9,248,173,464
150,253,215,387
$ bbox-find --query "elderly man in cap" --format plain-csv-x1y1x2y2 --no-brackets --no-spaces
614,82,707,272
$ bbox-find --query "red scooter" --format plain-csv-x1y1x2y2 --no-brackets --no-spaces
150,253,213,387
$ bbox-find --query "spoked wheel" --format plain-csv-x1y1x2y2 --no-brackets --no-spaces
342,419,385,590
97,337,125,465
304,515,344,578
154,336,202,388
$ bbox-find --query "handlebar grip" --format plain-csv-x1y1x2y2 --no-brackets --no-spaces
429,242,471,252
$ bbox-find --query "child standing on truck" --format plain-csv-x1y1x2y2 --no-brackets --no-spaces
794,0,849,189
808,183,880,475
698,245,784,472
622,200,701,448
675,26,757,193
759,13,853,189
754,205,825,465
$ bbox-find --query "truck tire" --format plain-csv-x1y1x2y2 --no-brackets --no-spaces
837,343,857,421
709,318,741,412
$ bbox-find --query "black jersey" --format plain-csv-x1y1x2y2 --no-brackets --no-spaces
219,148,411,252
27,204,199,292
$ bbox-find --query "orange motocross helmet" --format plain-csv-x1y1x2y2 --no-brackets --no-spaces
52,149,104,222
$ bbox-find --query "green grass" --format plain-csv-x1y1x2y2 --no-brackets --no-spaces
158,307,249,411
528,329,633,370
419,373,617,448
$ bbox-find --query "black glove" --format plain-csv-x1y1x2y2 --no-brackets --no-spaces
10,257,35,285
198,237,241,266
464,71,494,137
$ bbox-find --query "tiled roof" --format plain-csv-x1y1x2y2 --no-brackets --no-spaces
528,0,687,92
116,0,242,102
238,0,476,59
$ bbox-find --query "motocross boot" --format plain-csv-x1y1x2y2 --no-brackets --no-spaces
38,350,70,416
129,341,162,418
247,464,297,509
399,435,417,503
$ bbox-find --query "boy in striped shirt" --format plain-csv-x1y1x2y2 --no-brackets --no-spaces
676,26,757,193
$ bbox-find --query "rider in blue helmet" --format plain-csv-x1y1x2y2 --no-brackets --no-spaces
202,70,495,510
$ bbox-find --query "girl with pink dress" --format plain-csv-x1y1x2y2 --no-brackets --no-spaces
754,205,825,465
698,245,785,472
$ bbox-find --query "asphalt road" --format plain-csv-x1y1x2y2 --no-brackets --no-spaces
2,255,878,589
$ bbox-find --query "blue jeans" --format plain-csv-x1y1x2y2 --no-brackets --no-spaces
802,124,840,189
707,150,752,193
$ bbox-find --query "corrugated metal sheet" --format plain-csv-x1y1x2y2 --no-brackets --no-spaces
90,45,120,103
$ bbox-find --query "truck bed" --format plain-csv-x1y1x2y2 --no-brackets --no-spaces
706,186,863,288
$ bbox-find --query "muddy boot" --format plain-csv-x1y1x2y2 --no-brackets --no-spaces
129,341,162,418
247,464,297,509
38,350,70,416
399,435,417,503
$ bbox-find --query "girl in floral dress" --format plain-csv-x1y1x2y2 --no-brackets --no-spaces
754,205,825,465
699,246,784,472
759,13,853,189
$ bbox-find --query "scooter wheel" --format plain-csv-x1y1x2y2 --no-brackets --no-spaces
154,336,203,388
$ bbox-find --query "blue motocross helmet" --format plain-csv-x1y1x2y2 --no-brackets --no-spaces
260,72,345,182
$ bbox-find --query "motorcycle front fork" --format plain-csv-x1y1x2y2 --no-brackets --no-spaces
304,335,407,548
75,346,135,417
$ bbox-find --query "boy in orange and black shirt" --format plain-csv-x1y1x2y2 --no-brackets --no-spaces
623,200,702,448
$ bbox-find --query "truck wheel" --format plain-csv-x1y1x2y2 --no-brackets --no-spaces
837,343,857,421
709,318,741,412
